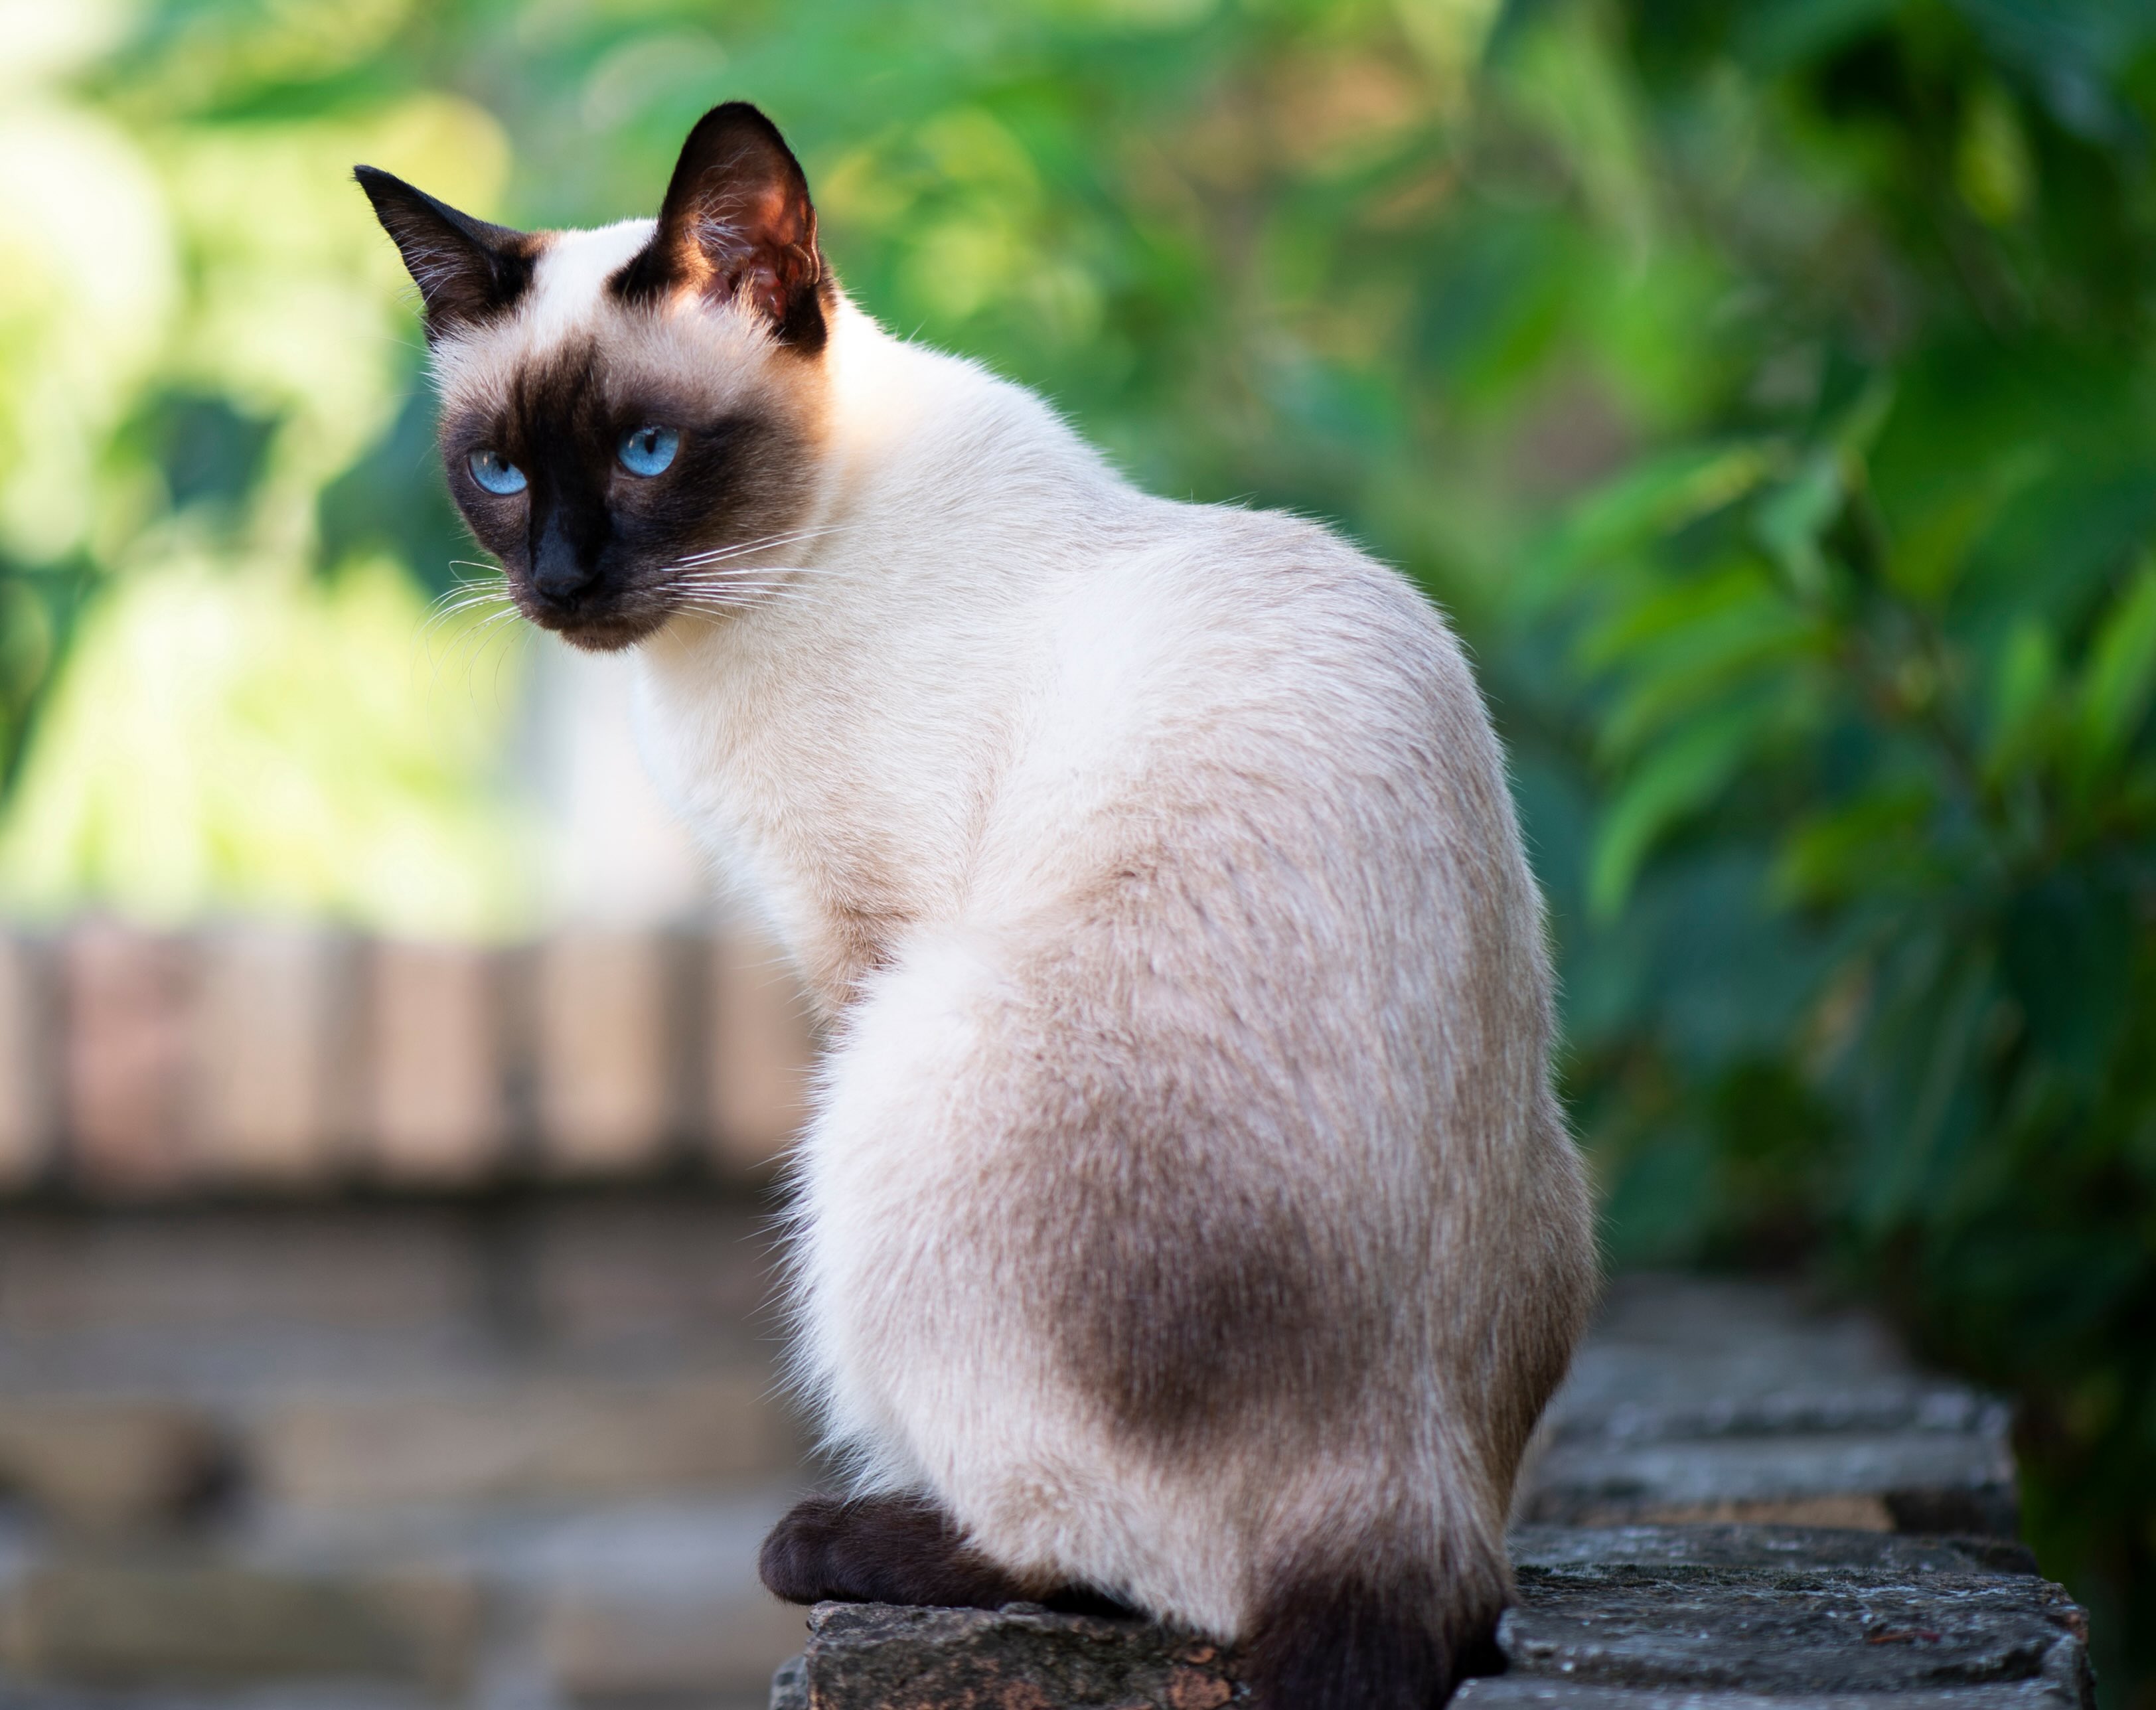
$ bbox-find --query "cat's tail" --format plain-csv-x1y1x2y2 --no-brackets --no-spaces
1241,1544,1508,1710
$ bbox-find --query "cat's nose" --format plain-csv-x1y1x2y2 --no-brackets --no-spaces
532,514,596,601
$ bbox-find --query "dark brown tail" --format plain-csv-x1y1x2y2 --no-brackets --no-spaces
1243,1559,1506,1709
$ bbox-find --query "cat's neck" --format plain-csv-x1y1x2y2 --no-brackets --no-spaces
633,295,1142,1008
814,295,1130,552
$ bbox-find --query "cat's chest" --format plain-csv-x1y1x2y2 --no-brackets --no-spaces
634,640,996,1005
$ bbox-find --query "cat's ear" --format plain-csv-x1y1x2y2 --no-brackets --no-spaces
354,167,536,339
615,102,829,351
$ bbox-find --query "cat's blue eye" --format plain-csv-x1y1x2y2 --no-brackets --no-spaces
467,449,526,495
618,426,678,477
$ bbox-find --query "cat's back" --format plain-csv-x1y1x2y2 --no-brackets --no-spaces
1016,495,1515,876
977,494,1542,1087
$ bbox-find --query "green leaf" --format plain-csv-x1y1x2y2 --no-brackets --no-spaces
1578,558,1781,669
2072,558,2156,788
1831,375,1897,462
1754,449,1841,599
1592,603,1819,763
1954,80,2036,227
1527,443,1777,608
1588,705,1772,919
1983,615,2062,785
1887,445,2050,608
1773,783,1939,905
2001,870,2135,1087
1849,935,1995,1236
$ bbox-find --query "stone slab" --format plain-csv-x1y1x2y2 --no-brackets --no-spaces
1521,1279,2018,1537
1500,1575,2087,1695
1522,1433,2017,1535
769,1527,2091,1710
770,1652,808,1710
1543,1277,1969,1437
1454,1685,2080,1710
775,1603,1241,1710
1507,1524,2038,1579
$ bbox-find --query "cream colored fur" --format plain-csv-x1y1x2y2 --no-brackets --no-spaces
436,224,1597,1641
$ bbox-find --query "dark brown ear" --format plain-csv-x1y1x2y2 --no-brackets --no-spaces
613,102,829,351
354,166,536,339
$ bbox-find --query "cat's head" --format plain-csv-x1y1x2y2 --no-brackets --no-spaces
356,102,833,651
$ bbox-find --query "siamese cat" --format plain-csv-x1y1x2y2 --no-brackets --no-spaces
358,102,1595,1709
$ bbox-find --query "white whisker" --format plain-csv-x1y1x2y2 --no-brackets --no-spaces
668,523,852,567
693,568,827,585
418,593,514,647
425,578,510,605
410,579,518,689
451,605,528,700
675,582,824,601
668,564,846,582
670,587,827,617
686,521,848,555
422,589,511,624
436,601,522,674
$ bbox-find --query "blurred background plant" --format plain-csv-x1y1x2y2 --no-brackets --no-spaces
1,0,2151,1699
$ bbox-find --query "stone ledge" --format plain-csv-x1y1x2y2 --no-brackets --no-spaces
1457,1687,2082,1710
1519,1279,2018,1537
768,1603,1239,1710
1507,1524,2039,1579
767,1525,2092,1710
1502,1573,2086,1696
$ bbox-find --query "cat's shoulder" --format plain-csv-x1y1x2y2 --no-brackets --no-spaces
1126,495,1458,653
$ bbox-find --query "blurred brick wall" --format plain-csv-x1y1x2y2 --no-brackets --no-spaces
0,921,816,1198
0,917,820,1707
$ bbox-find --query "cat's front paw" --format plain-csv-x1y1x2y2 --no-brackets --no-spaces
759,1494,854,1604
757,1491,1043,1610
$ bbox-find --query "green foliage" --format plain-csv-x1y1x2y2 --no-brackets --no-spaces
1494,6,2156,1695
0,9,534,929
2,0,2153,1695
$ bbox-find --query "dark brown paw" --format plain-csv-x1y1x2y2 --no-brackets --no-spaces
759,1494,858,1604
758,1492,1097,1612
